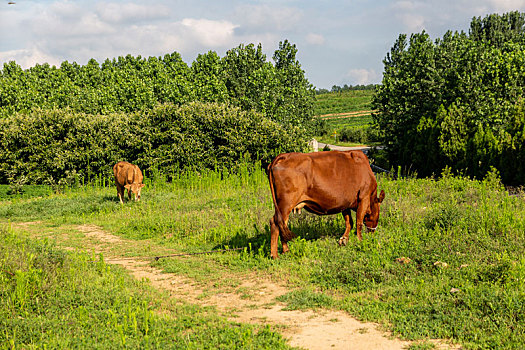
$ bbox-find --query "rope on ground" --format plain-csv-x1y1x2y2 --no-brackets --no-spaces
152,247,245,261
91,247,246,263
1,268,14,276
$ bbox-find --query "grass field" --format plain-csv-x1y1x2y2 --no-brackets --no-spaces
1,165,524,349
320,113,373,129
313,90,376,146
315,113,374,146
314,90,375,116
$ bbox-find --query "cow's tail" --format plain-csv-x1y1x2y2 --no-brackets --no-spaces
268,159,296,243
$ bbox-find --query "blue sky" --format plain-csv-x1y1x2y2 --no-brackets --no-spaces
1,0,524,89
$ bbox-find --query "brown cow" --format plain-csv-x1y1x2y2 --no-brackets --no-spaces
113,161,145,203
268,150,385,259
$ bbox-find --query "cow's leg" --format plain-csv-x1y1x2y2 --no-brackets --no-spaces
282,241,290,254
269,216,280,259
270,201,296,258
116,184,124,204
355,198,370,240
338,209,353,246
279,215,291,254
281,206,296,254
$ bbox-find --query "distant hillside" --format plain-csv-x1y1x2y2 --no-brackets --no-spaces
313,89,374,116
313,89,378,146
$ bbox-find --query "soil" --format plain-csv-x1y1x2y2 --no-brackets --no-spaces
316,110,374,119
17,222,458,349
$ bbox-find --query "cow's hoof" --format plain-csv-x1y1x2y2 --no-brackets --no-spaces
338,237,348,246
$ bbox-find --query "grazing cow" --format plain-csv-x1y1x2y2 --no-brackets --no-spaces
268,150,385,259
113,161,145,203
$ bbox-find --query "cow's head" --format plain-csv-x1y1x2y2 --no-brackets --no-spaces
125,183,145,201
364,190,385,232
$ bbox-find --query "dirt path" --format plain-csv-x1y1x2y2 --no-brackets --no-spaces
107,258,414,349
18,222,456,349
315,110,374,119
77,224,413,349
316,142,371,152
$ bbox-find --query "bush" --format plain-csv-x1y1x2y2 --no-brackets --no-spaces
338,127,380,144
0,103,308,184
140,102,309,175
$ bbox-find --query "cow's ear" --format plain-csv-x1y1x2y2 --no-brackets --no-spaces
139,183,145,188
124,184,131,190
378,190,385,203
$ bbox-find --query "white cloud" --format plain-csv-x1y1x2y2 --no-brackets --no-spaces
399,13,426,32
31,2,114,38
389,0,525,34
485,0,525,13
95,2,170,23
346,68,380,85
181,18,238,47
234,4,303,31
391,1,427,32
2,0,239,68
393,1,418,11
306,33,325,45
0,48,59,68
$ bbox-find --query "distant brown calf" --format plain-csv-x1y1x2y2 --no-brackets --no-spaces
113,161,145,203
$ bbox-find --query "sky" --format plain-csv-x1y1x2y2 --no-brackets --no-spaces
1,0,524,89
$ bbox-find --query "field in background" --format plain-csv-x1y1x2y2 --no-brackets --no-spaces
1,166,524,349
314,89,374,116
317,111,373,131
313,90,376,146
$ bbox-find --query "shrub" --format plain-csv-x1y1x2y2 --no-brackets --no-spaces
0,103,308,184
338,127,380,144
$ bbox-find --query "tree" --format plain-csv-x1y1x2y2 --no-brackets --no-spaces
272,40,315,128
191,51,228,103
470,11,525,47
373,12,525,184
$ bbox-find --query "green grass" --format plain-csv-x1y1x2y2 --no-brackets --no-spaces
0,184,53,200
321,113,373,128
314,90,374,116
313,90,377,145
1,166,524,348
0,225,290,349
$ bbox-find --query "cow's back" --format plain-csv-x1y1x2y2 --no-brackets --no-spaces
269,151,376,211
133,165,144,184
313,151,375,194
272,151,374,189
113,161,134,185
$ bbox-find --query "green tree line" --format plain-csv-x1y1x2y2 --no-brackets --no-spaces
373,11,525,184
0,41,314,127
315,84,377,95
0,41,315,184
